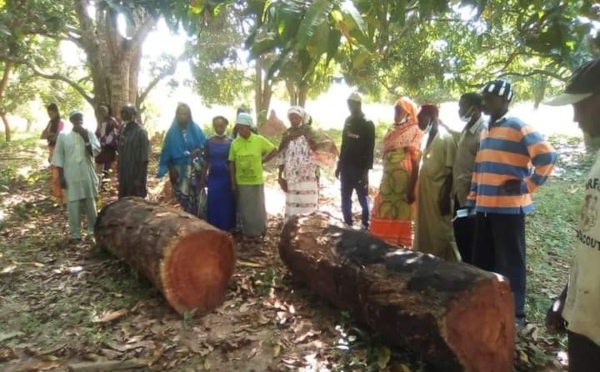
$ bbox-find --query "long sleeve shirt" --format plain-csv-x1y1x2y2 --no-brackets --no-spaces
465,115,557,214
338,114,375,170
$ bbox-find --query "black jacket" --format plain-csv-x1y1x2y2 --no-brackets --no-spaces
338,114,375,170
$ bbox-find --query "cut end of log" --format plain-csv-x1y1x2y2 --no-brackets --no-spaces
446,275,515,372
162,231,235,314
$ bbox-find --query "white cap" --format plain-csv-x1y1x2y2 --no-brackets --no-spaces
235,112,254,127
347,92,363,103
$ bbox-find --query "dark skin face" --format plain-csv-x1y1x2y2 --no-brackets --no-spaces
417,112,433,131
458,98,473,118
288,113,303,128
48,109,58,120
120,108,134,122
236,124,251,139
176,106,191,126
573,94,600,138
347,100,362,117
70,116,83,127
482,92,509,118
394,105,407,124
212,118,227,135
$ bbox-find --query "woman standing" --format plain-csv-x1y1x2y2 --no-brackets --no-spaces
41,103,65,205
158,103,207,217
370,98,423,247
204,116,236,231
278,107,320,220
228,113,278,237
94,104,119,190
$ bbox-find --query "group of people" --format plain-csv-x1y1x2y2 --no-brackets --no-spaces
40,59,600,368
41,104,150,242
337,82,558,331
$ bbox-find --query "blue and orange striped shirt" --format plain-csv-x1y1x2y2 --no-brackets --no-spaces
465,115,557,214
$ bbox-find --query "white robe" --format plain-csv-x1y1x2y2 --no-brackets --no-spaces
52,128,101,202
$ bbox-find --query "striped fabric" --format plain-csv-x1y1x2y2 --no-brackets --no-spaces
465,116,557,214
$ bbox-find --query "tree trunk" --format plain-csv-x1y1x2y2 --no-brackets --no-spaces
75,0,157,122
254,58,273,125
95,197,236,315
0,111,11,142
279,212,515,372
286,79,298,106
26,119,33,132
0,61,13,141
298,82,308,108
533,78,547,110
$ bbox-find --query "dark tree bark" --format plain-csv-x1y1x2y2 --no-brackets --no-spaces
95,197,236,314
0,61,13,142
279,212,515,372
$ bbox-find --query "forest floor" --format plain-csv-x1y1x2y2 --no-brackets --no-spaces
0,132,590,371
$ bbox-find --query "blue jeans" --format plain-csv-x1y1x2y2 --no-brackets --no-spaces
473,212,526,319
340,165,370,228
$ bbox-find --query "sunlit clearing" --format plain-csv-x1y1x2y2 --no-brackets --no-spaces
17,166,33,179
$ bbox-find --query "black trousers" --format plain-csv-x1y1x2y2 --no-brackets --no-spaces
473,212,526,319
568,331,600,372
453,197,475,264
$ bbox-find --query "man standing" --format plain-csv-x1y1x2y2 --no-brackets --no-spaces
335,92,375,230
452,93,485,263
52,111,101,242
415,104,459,261
118,104,149,198
545,59,600,371
466,80,557,325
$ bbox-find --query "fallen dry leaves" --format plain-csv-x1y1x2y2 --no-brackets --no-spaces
0,139,570,371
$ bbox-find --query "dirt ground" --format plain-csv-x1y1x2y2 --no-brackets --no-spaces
0,136,569,371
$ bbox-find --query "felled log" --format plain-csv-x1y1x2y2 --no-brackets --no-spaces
279,212,514,372
95,197,235,314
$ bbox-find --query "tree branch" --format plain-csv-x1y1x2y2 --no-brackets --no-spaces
1,55,94,105
496,69,568,82
130,13,159,53
137,52,189,106
0,61,13,101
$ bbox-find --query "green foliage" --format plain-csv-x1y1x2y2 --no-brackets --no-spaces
189,9,253,105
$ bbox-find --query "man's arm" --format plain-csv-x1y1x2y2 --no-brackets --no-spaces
52,135,67,189
520,126,558,193
88,130,101,157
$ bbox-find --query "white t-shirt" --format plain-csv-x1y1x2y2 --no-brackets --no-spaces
563,151,600,346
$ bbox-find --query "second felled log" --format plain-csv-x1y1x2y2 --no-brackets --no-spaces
95,197,235,314
279,212,514,372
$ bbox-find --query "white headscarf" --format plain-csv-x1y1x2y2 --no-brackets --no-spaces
287,106,306,124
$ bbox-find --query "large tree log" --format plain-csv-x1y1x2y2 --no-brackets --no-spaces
95,197,235,314
279,212,514,372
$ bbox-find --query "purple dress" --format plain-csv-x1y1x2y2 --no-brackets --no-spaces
206,137,236,231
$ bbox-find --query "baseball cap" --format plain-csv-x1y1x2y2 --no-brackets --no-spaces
546,59,600,106
482,80,514,102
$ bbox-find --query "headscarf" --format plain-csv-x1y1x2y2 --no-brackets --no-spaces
157,105,207,178
287,106,306,122
382,97,423,154
280,106,338,170
236,112,254,127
